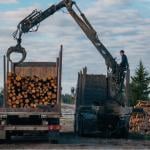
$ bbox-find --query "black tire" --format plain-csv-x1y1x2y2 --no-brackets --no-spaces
77,116,84,136
6,132,11,141
47,131,59,144
121,127,129,139
74,114,77,134
74,119,77,134
47,118,60,143
105,130,112,138
49,139,59,144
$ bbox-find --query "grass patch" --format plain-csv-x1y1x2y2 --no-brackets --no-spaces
129,133,150,140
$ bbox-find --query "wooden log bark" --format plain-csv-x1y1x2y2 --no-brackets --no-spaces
129,101,150,135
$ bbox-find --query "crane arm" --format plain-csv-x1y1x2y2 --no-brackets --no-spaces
64,1,117,72
13,0,67,41
13,0,118,72
8,0,127,104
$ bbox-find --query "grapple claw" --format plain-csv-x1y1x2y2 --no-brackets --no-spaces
6,44,26,64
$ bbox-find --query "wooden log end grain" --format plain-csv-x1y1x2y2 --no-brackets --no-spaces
7,73,57,109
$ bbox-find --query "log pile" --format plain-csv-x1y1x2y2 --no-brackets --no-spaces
129,101,150,135
7,73,57,108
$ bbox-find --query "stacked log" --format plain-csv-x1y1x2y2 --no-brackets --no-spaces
129,101,150,135
7,73,57,108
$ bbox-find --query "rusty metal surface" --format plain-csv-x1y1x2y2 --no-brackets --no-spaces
3,56,6,108
76,68,107,107
0,104,61,113
15,62,57,78
57,46,63,113
15,62,56,67
4,125,49,131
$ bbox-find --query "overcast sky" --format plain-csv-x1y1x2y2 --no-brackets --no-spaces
0,0,150,93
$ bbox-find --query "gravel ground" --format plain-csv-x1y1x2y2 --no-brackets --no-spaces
0,134,150,150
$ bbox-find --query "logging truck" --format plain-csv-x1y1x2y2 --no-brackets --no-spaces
0,48,62,141
2,0,131,139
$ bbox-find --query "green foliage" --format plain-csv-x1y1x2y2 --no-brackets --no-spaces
130,61,150,106
0,88,3,106
0,88,3,96
62,94,75,104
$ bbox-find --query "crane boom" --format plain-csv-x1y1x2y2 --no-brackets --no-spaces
20,1,66,33
9,0,127,103
13,0,118,72
64,2,117,72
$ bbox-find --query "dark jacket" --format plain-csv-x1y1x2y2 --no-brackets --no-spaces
120,54,129,69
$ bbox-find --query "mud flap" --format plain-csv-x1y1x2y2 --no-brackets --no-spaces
48,131,59,143
0,130,6,140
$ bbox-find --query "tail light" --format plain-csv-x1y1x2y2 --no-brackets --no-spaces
48,125,61,131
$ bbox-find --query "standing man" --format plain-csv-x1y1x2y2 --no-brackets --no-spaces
120,50,129,70
119,50,129,84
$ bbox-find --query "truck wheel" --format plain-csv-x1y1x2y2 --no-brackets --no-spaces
78,126,83,136
6,132,11,141
77,117,84,136
106,130,112,138
74,118,78,135
48,132,59,144
74,121,76,134
48,137,59,144
49,139,59,144
121,127,129,138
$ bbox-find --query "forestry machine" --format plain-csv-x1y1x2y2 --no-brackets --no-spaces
7,0,130,137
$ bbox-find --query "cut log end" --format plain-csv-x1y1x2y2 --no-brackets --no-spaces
7,73,57,109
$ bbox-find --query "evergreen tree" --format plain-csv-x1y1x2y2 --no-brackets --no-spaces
0,88,3,96
62,94,75,104
130,61,150,106
0,88,3,106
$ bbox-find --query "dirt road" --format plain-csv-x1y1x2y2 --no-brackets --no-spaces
0,133,150,150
